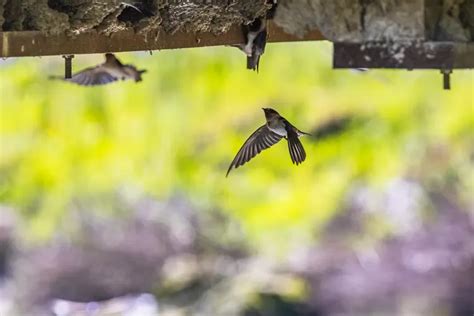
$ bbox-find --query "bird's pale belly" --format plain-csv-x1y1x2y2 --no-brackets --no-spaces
108,67,128,79
268,124,287,137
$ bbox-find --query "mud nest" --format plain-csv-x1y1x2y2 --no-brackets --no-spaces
0,0,270,36
1,0,472,41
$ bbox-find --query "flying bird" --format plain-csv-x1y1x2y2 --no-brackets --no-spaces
226,108,310,176
51,53,146,86
233,18,267,71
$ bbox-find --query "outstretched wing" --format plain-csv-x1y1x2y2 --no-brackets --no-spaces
227,124,283,176
68,66,118,86
286,127,306,165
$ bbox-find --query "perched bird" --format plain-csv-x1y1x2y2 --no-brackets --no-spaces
226,108,310,176
233,0,277,71
51,53,146,86
233,18,267,72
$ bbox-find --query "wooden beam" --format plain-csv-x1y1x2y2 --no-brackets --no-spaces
333,42,474,69
0,22,325,58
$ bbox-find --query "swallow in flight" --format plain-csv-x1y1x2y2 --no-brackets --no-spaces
51,53,146,86
226,108,310,176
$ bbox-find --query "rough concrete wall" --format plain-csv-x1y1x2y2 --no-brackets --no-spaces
462,1,474,38
274,0,473,41
2,0,24,31
0,0,5,28
436,0,472,41
0,0,269,35
274,0,425,41
0,0,472,41
23,0,70,35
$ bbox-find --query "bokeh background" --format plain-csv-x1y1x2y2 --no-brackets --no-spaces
0,42,473,315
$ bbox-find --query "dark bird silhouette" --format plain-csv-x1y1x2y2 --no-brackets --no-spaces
51,53,146,86
226,108,310,176
118,1,155,23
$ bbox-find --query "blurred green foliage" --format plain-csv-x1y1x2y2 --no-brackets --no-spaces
0,42,473,251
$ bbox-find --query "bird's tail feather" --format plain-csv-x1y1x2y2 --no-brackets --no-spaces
298,130,312,136
287,133,306,165
247,55,260,72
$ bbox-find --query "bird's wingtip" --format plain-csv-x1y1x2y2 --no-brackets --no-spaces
226,163,238,177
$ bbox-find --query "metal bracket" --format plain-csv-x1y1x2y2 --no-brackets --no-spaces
62,55,74,79
441,69,452,90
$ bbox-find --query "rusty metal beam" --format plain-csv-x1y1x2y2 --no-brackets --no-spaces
0,22,325,58
333,42,474,69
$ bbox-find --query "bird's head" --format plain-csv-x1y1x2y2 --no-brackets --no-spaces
262,108,279,120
